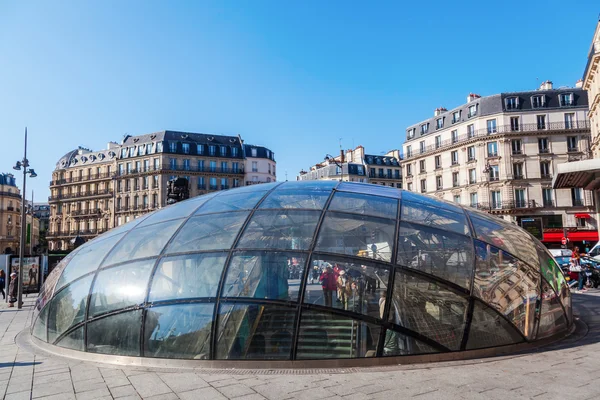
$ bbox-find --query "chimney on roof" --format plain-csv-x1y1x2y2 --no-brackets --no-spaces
576,79,584,88
467,93,481,103
340,149,345,163
539,80,553,90
434,107,447,116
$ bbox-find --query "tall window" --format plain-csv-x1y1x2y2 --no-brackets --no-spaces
169,142,177,152
419,160,426,173
251,148,258,157
451,130,458,143
452,111,460,123
221,177,228,189
467,146,475,161
514,189,526,207
453,195,461,204
505,97,518,110
406,164,412,176
489,165,499,181
420,123,429,134
220,146,227,156
252,161,258,172
406,145,412,158
210,177,217,190
198,176,205,190
182,143,190,154
209,145,216,156
560,93,573,106
537,115,546,130
183,159,190,171
565,113,575,129
487,142,498,157
232,147,238,157
198,160,205,171
420,141,426,153
542,188,553,206
407,182,413,192
436,175,443,190
510,117,520,131
491,191,501,209
451,150,458,165
436,118,444,129
210,161,217,172
511,139,522,155
452,172,459,187
513,163,523,179
540,161,551,178
486,119,497,134
469,168,476,184
468,104,477,118
221,161,228,172
169,158,177,169
197,144,204,155
153,175,159,188
435,135,441,149
420,179,426,193
435,155,441,169
232,162,239,173
571,188,583,206
143,159,150,172
538,138,549,153
407,128,415,139
532,95,545,108
470,192,478,207
568,136,578,151
154,158,160,169
467,124,475,138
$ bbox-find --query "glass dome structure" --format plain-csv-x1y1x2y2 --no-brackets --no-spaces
32,181,571,362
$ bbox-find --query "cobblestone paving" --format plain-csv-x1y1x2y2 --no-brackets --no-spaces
1,291,599,400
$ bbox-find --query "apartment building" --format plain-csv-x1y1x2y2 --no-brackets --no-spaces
403,83,596,246
244,144,277,185
0,173,21,254
48,131,275,251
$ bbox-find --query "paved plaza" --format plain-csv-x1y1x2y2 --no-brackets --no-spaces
0,291,599,400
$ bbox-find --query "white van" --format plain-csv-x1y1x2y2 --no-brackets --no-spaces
587,242,600,260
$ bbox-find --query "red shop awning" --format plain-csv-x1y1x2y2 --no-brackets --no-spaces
575,213,591,219
543,231,599,242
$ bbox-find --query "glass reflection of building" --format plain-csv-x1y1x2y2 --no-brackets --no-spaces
32,181,571,362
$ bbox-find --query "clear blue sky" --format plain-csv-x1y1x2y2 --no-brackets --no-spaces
0,1,598,201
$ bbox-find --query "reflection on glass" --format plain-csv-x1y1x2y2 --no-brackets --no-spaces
216,304,296,360
397,222,473,289
303,256,389,319
296,310,380,359
223,252,305,301
165,212,249,254
473,240,539,338
56,327,84,351
329,192,398,219
144,304,214,359
467,211,538,265
102,219,183,267
236,210,320,250
388,271,468,350
537,280,568,339
138,193,217,227
149,253,227,301
48,275,93,343
337,182,401,198
196,191,267,214
39,255,73,310
56,233,124,291
95,213,149,240
87,310,142,356
89,260,154,316
401,199,469,236
381,328,440,356
259,189,330,210
279,180,337,191
32,305,48,341
536,244,566,294
559,280,572,323
315,212,395,262
466,301,524,350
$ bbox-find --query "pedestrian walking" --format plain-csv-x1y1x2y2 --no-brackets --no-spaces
572,247,587,292
337,270,353,310
8,272,18,307
319,267,333,307
0,270,5,300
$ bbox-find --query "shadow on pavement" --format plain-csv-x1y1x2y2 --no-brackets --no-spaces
0,361,42,369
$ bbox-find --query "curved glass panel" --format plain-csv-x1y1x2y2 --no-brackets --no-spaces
336,181,401,199
216,304,296,360
536,244,566,293
48,275,93,343
296,309,381,359
397,222,473,289
401,198,469,236
466,301,524,350
56,233,124,291
473,240,539,338
388,271,468,351
144,303,214,359
195,190,268,214
236,210,320,250
87,310,142,356
138,193,217,227
32,305,48,342
467,211,538,265
303,256,390,320
381,329,440,356
315,212,396,262
279,180,336,191
165,212,249,254
537,280,568,339
96,213,149,241
328,192,398,220
223,252,306,301
259,189,330,210
102,219,183,267
559,279,572,323
149,253,227,302
39,255,72,309
56,327,84,351
89,260,154,317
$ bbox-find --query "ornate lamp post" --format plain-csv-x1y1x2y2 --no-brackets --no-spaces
324,154,343,181
482,161,492,211
13,128,37,309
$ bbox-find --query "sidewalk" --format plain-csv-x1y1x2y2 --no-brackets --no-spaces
1,292,599,400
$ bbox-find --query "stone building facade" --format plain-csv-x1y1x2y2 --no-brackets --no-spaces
0,173,21,254
403,84,596,245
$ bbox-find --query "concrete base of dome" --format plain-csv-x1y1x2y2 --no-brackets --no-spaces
19,323,578,371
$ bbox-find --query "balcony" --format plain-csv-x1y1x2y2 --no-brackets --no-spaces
512,150,522,155
513,174,524,180
51,171,114,186
6,206,14,211
49,189,113,202
0,191,22,200
71,208,102,217
403,120,591,159
567,147,579,153
487,152,498,158
475,200,539,211
163,165,244,175
489,176,499,182
543,200,555,207
539,148,550,154
541,174,552,180
573,199,584,207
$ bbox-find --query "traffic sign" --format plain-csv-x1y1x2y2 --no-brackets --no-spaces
561,237,567,245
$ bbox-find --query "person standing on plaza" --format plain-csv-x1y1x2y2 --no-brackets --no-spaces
0,270,5,300
572,247,587,292
8,272,18,307
319,267,333,307
337,270,353,310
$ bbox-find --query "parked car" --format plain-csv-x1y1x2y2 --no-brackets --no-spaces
587,242,600,260
549,248,572,258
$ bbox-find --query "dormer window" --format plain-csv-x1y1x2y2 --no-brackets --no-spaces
420,123,429,134
169,142,178,152
129,147,136,157
251,148,257,157
121,148,128,158
407,128,416,139
452,111,461,124
436,118,444,129
468,104,477,118
505,97,519,110
532,95,546,108
560,93,574,107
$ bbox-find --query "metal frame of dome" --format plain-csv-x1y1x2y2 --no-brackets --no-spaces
29,181,571,367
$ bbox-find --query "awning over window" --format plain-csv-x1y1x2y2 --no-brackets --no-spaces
543,231,599,242
575,213,591,219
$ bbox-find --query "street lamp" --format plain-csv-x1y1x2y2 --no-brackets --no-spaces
13,128,36,309
482,161,492,211
324,154,343,181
